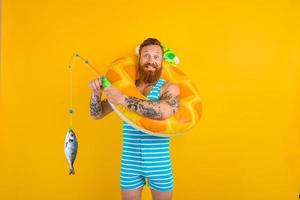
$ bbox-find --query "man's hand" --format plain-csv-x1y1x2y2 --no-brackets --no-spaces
103,87,126,105
89,76,103,95
89,76,103,118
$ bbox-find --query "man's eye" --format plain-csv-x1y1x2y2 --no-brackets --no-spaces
154,56,159,59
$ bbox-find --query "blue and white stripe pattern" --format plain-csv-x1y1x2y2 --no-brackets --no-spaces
120,79,174,192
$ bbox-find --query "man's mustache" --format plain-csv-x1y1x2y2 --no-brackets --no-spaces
142,63,158,69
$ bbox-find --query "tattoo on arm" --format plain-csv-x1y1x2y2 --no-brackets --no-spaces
161,91,180,115
124,96,163,119
124,89,180,119
90,93,103,117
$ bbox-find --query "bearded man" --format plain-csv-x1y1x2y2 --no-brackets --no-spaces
90,38,180,200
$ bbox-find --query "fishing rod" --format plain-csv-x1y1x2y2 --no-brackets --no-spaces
67,53,112,130
65,53,113,175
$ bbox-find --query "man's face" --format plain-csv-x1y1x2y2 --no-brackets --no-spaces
138,45,163,83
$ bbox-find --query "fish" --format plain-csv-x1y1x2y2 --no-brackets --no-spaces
64,129,78,175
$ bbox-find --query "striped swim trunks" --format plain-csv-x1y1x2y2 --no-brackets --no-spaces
120,79,174,192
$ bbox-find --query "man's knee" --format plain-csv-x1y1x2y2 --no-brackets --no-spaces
150,188,173,200
121,187,143,200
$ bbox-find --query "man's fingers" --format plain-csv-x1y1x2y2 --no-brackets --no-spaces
89,81,94,90
103,87,112,93
104,90,111,96
92,81,97,91
89,76,104,92
92,81,101,92
95,79,101,90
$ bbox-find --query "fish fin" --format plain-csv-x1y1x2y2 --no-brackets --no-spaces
69,167,75,175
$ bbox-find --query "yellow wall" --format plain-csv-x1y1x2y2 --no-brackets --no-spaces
1,0,300,199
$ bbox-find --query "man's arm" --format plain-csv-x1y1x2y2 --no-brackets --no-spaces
90,93,102,118
121,84,180,120
90,93,113,120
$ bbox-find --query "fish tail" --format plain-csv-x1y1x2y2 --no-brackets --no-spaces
69,166,75,175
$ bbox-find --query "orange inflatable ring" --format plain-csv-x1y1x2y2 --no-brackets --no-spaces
105,54,202,137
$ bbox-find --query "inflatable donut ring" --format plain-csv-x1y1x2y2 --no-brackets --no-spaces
105,54,202,137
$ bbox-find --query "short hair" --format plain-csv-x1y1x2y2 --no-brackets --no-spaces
139,38,163,55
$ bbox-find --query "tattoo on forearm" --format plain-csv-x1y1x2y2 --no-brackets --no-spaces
124,90,180,119
90,93,103,117
124,96,163,119
161,91,180,114
161,91,173,100
138,104,162,119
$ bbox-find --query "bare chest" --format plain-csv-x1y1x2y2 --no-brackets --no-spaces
136,84,163,97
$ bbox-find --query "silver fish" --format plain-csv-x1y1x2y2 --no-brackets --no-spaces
64,129,78,175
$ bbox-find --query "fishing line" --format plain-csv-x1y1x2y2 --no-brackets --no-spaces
67,53,104,130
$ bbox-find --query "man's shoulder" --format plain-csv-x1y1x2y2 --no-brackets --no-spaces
160,80,179,94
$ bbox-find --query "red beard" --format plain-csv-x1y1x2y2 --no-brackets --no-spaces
137,62,162,84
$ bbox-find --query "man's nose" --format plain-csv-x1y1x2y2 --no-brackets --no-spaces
148,57,155,64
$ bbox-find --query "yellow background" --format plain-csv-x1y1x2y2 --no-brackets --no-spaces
1,0,300,199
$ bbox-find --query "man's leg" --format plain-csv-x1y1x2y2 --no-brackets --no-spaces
150,188,172,200
121,187,143,200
